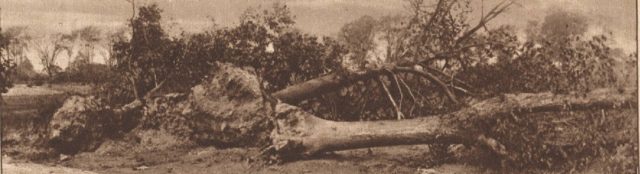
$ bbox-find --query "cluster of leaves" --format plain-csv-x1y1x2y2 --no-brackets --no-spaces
302,0,476,121
56,62,110,84
12,58,41,84
1,27,32,86
92,1,473,121
104,3,346,104
319,1,637,172
478,107,638,173
0,28,18,98
444,9,637,172
108,4,173,101
459,29,624,95
211,19,345,92
0,57,16,96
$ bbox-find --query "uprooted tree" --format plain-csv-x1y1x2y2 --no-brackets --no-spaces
47,0,637,172
49,62,636,169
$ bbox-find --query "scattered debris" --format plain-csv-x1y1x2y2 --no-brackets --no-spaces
417,168,439,174
59,154,71,161
134,165,150,171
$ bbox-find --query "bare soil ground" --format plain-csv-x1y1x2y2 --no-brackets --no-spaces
4,144,490,174
2,155,97,174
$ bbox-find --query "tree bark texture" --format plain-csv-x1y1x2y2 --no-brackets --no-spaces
269,88,636,156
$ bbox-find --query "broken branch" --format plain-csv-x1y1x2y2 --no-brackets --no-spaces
455,0,513,46
378,76,405,120
424,65,474,89
384,69,404,109
272,70,383,104
398,77,418,117
393,66,461,105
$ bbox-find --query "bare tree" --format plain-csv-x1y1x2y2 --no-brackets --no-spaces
33,34,69,78
1,26,31,63
66,26,103,69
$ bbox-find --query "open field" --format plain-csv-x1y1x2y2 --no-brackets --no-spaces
4,84,92,97
1,84,83,134
1,84,91,161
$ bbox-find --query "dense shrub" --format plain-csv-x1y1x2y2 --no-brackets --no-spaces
468,108,638,172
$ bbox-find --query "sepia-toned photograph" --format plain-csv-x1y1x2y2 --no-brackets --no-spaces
0,0,638,173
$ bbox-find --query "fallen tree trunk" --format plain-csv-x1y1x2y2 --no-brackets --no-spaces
47,62,637,165
268,88,636,156
272,65,464,104
270,104,465,155
272,70,383,103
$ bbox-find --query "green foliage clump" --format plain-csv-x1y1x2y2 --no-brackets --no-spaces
0,30,17,97
475,108,638,173
459,31,624,95
104,3,345,105
93,2,635,172
59,62,110,84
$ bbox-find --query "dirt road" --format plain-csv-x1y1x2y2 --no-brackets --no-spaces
2,145,488,174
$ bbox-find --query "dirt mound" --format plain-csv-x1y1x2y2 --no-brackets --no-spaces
48,96,119,154
188,62,273,146
68,62,276,156
129,62,274,150
45,63,274,154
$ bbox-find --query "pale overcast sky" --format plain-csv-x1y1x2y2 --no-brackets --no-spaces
1,0,637,71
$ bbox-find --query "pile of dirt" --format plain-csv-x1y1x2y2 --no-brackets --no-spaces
48,63,276,155
188,62,274,147
48,96,121,154
123,62,274,152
